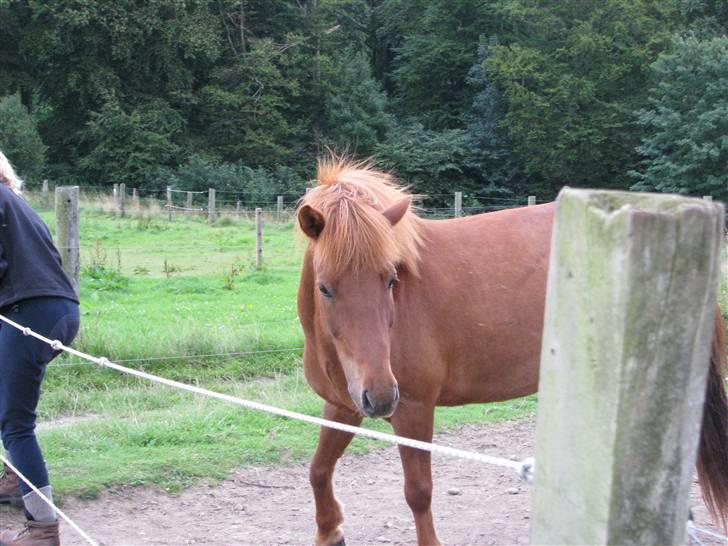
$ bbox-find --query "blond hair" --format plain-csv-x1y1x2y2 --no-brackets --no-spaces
0,150,24,193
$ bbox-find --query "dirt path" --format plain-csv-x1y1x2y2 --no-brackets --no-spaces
0,418,723,545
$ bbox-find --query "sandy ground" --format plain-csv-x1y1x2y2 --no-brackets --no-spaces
0,418,723,546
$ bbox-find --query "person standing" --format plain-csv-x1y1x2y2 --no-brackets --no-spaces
0,150,80,546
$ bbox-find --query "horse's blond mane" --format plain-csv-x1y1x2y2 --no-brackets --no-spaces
299,157,423,275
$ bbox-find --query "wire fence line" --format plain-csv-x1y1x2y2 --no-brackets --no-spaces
50,347,304,369
0,313,534,477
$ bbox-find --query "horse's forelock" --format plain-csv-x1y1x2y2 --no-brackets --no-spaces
300,158,422,276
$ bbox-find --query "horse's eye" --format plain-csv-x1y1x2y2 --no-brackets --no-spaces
318,284,333,299
387,276,398,290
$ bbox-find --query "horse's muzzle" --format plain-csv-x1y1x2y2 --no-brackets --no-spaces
360,384,399,418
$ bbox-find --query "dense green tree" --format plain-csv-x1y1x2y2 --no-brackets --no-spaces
0,94,46,183
464,37,528,198
200,38,302,167
322,52,393,155
376,123,476,205
486,0,677,195
79,99,184,187
630,35,728,199
381,0,498,130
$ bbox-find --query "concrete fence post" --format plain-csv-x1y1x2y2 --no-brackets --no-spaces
208,188,216,224
531,189,724,546
112,183,119,204
277,195,284,223
132,188,139,209
236,200,241,218
119,183,126,217
255,207,263,268
454,191,462,218
186,192,193,212
55,186,80,293
528,195,536,206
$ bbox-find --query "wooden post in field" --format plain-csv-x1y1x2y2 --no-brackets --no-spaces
531,189,723,546
277,195,284,223
55,186,80,293
186,192,193,213
454,191,462,217
41,180,49,208
255,207,263,268
118,183,126,217
236,200,241,218
166,186,172,221
528,195,536,206
132,188,139,209
112,183,118,204
208,188,216,224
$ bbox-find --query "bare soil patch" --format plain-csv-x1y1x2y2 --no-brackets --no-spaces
0,418,722,545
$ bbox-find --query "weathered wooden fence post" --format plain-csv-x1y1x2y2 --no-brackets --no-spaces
208,188,216,224
236,200,241,218
531,189,724,546
528,195,536,206
55,186,80,293
186,192,193,213
166,186,173,221
454,191,462,217
41,179,49,208
255,207,263,268
277,195,284,223
119,183,126,217
132,188,139,210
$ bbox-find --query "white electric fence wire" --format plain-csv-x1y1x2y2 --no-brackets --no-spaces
0,313,533,480
688,521,728,543
0,456,98,546
688,525,707,546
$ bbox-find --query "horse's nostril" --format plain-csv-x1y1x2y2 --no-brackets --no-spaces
362,390,374,413
393,384,400,403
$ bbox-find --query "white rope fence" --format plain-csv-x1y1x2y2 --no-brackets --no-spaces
687,520,728,545
0,313,534,479
1,456,98,546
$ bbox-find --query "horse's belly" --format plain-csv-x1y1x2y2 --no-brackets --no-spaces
436,331,542,405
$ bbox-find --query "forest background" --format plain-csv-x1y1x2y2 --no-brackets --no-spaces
0,0,726,206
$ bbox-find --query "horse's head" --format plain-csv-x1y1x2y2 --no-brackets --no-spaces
298,192,416,418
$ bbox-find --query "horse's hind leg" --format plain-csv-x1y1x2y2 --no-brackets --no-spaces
391,403,441,546
310,402,363,546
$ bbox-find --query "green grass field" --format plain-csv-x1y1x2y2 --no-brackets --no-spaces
26,200,536,499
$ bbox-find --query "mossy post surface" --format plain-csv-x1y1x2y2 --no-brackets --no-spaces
530,189,724,545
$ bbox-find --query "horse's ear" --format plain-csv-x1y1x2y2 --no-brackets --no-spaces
382,198,410,227
298,205,325,239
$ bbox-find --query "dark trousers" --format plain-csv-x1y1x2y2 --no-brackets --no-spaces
0,297,80,495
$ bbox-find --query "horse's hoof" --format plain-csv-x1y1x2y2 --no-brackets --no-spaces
332,539,345,546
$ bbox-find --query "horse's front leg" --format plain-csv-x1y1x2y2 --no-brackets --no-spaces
390,402,441,546
310,401,363,546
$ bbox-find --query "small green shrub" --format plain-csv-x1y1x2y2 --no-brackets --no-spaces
81,265,129,292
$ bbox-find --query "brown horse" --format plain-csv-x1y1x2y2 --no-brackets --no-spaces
296,158,728,546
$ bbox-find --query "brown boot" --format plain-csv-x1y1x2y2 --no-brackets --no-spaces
0,518,60,546
0,466,22,507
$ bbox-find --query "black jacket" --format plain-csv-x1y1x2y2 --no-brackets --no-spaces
0,184,79,308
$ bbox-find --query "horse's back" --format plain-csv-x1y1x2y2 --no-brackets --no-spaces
392,203,555,406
